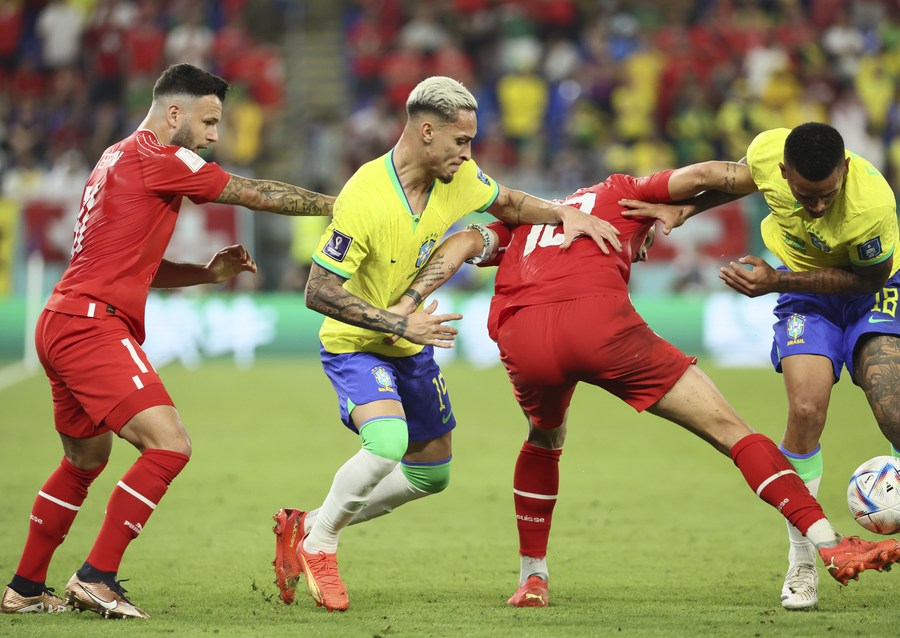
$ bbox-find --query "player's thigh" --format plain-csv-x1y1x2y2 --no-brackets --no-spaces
647,365,753,455
395,346,455,443
846,272,900,385
780,354,835,421
37,312,173,439
497,304,574,431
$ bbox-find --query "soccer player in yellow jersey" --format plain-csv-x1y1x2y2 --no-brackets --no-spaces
271,76,622,611
621,122,900,611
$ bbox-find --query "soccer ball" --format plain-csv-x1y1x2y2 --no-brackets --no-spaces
847,456,900,535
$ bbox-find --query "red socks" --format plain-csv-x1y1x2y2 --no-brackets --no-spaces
15,457,106,582
730,433,825,535
86,449,189,573
513,441,562,558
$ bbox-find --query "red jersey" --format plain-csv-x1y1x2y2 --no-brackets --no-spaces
484,172,673,340
45,129,230,342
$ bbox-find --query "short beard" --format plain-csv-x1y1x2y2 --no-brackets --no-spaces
170,125,194,151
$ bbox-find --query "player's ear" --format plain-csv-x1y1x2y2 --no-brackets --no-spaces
421,121,433,145
166,104,181,129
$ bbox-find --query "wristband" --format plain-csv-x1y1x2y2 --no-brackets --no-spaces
465,223,497,265
403,289,423,306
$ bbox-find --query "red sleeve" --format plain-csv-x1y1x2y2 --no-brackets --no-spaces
629,169,675,203
141,147,231,203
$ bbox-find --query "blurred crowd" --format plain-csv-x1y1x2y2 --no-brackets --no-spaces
0,0,285,201
3,0,900,295
342,0,900,195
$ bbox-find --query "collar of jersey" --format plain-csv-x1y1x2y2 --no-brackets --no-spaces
386,149,432,231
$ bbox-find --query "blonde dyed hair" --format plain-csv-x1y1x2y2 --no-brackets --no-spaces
406,76,478,121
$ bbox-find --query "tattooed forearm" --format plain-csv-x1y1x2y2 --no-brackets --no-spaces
305,266,409,335
216,175,335,216
409,251,459,299
775,267,886,295
723,163,737,193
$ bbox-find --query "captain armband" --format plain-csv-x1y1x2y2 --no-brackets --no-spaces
464,223,498,265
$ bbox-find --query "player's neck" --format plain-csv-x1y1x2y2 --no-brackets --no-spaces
391,141,434,199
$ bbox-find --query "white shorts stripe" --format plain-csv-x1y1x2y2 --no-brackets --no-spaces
116,481,157,509
121,338,149,373
755,469,799,497
513,488,558,500
132,375,144,389
87,302,96,318
37,490,80,511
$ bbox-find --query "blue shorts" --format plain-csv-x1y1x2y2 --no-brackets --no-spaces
319,344,456,442
770,269,900,383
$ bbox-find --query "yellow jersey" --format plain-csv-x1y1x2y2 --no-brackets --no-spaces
747,128,898,276
312,150,499,356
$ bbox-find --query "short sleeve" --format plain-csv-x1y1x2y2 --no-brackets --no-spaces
849,208,897,268
141,147,230,202
454,160,499,214
311,187,372,279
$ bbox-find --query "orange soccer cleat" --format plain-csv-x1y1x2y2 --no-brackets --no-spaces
506,575,549,608
297,544,349,612
819,535,900,585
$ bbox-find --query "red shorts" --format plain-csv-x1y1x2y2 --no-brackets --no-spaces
35,310,173,438
496,295,695,430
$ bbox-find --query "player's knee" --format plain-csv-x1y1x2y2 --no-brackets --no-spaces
360,417,409,462
402,458,451,494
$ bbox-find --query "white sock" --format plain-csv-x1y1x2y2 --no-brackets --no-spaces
786,476,822,565
304,448,398,554
348,464,432,525
520,555,549,585
805,518,842,549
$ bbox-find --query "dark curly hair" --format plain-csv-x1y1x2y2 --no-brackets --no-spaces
152,64,229,103
783,122,845,182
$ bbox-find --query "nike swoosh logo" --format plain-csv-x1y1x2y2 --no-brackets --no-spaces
868,316,894,324
441,411,453,424
80,586,118,611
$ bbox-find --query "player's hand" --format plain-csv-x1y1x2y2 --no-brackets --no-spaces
206,244,257,283
619,200,689,236
398,300,462,348
719,255,777,297
558,206,621,253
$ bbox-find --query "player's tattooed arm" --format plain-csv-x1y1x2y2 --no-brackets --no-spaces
216,174,335,216
775,258,892,295
305,263,409,335
306,263,462,347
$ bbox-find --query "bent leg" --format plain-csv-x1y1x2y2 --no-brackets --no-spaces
85,406,191,574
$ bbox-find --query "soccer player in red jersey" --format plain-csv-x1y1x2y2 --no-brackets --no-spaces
389,165,900,608
0,64,334,619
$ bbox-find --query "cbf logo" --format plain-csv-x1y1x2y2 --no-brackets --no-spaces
372,366,395,393
786,314,806,346
416,239,436,268
809,232,831,253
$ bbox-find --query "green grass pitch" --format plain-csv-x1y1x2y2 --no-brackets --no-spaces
2,359,900,636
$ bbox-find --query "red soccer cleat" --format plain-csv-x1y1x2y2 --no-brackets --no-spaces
272,508,306,604
298,544,349,612
506,575,549,608
818,536,900,585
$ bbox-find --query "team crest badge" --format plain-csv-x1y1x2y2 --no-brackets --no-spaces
809,232,831,253
787,314,805,341
416,239,436,268
372,366,394,393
